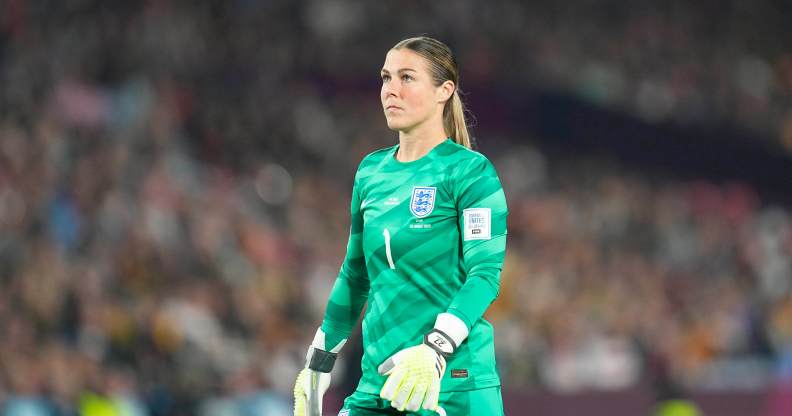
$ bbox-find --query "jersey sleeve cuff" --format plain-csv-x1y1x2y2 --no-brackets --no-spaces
311,327,347,354
434,312,470,348
318,323,350,353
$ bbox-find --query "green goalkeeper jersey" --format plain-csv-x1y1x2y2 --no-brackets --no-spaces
321,138,508,393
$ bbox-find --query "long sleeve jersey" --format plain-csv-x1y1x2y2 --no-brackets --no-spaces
321,138,508,393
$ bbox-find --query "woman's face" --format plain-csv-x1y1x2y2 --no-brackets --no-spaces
380,48,452,133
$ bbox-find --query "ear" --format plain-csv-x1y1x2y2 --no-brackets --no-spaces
436,80,455,104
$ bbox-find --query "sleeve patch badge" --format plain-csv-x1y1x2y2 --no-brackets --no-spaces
463,208,491,240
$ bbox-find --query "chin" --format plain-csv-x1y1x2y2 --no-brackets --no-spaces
385,118,411,131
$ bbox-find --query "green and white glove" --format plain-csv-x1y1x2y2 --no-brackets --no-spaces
294,328,347,416
378,313,469,413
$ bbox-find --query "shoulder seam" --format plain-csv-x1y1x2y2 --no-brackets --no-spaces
363,145,397,160
357,145,396,168
445,141,486,160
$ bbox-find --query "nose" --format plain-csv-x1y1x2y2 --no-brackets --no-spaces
382,80,400,99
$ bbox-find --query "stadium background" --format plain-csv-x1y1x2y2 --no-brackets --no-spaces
1,0,791,415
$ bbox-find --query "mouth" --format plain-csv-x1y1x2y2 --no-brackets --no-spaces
385,105,403,111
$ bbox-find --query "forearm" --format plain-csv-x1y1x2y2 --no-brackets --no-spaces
449,231,505,323
447,263,501,329
321,260,369,350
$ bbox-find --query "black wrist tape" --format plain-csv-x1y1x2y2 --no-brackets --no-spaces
308,348,337,373
424,329,457,358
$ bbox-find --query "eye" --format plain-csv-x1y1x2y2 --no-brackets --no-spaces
401,74,413,82
381,74,390,82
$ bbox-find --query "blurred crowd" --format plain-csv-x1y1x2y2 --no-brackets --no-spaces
1,1,791,415
493,151,792,392
297,0,792,149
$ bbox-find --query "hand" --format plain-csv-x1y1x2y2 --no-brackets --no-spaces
377,330,456,412
294,328,348,416
293,367,331,416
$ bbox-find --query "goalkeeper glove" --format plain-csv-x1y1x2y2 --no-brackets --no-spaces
378,313,469,413
294,328,347,416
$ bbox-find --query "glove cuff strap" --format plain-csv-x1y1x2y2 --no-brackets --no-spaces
308,347,337,373
424,329,457,358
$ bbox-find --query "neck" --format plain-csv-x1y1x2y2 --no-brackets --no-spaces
396,122,448,162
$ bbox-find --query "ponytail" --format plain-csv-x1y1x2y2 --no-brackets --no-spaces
394,36,473,149
444,90,472,149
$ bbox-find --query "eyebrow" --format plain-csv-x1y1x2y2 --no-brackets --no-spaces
380,68,418,74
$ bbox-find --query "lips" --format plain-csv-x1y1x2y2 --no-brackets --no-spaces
386,105,403,111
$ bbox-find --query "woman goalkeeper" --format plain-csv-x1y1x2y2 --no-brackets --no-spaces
293,36,508,416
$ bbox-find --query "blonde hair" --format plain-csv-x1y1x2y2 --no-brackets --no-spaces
392,36,473,149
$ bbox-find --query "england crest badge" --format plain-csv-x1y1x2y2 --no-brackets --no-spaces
410,186,436,218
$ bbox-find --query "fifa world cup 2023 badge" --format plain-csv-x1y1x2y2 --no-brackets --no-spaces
410,186,436,218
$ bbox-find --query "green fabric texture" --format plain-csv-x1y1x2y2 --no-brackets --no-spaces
321,139,508,393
